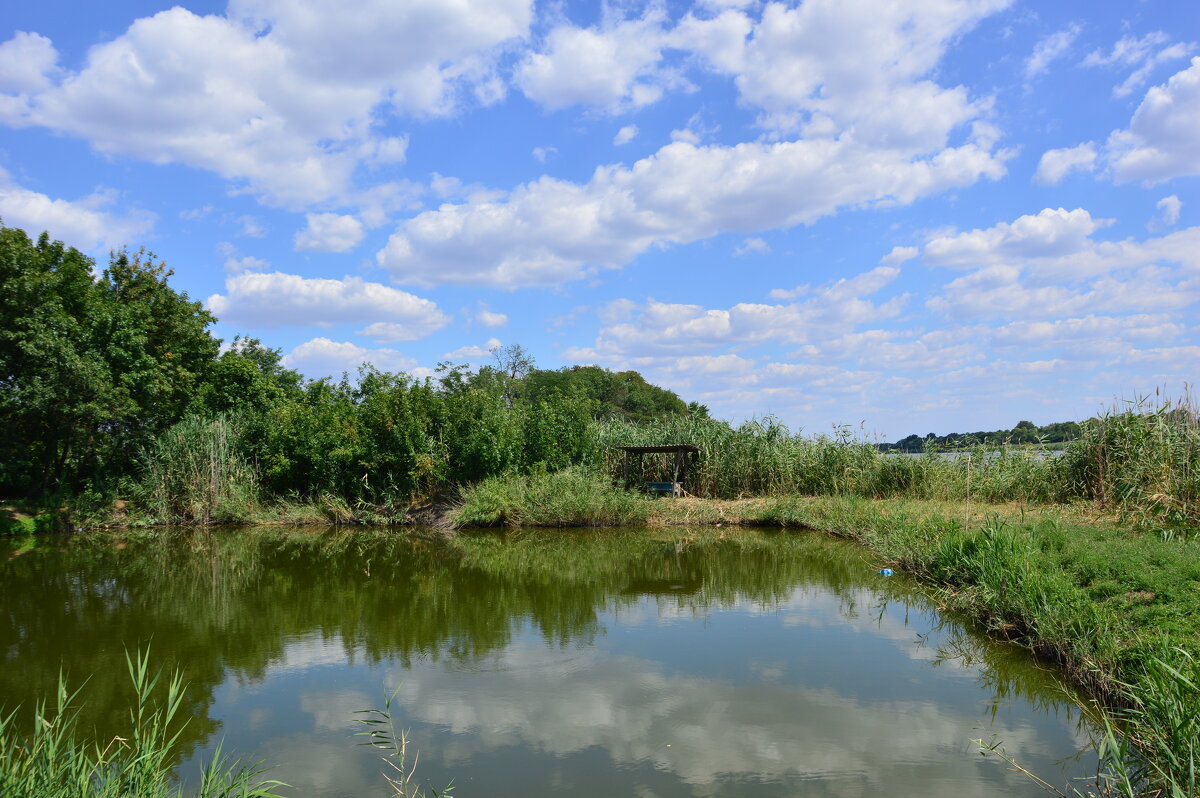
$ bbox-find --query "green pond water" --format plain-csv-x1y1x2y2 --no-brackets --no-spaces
2,526,1099,797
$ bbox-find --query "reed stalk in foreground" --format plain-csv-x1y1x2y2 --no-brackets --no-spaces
356,688,454,798
0,649,285,798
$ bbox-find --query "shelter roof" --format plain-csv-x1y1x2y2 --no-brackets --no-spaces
616,444,699,454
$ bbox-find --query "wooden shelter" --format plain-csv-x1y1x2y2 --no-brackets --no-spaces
617,444,699,496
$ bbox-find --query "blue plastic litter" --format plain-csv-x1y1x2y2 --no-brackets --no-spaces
878,568,894,576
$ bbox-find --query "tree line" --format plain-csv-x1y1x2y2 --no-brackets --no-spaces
878,419,1085,452
0,225,695,507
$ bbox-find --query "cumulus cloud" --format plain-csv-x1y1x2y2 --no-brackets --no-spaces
377,134,1007,287
679,0,1008,141
574,266,904,360
515,9,672,111
376,0,1011,288
881,246,918,265
1025,24,1080,79
734,237,771,256
613,125,638,146
223,254,269,274
1105,58,1200,184
476,306,509,328
443,338,502,360
0,32,59,94
206,272,449,336
1082,31,1195,97
238,215,266,238
0,2,532,207
923,208,1110,269
294,213,366,252
992,314,1182,352
0,166,155,251
281,337,416,378
926,263,1200,321
1150,195,1182,231
1033,143,1097,185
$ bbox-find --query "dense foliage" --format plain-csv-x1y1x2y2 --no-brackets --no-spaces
3,225,1197,532
0,226,692,515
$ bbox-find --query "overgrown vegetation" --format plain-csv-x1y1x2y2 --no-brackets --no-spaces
4,225,1197,534
449,466,650,528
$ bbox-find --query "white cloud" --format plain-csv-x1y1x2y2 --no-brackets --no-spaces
294,213,366,253
794,327,982,372
515,9,671,111
238,215,266,238
206,272,449,336
1033,143,1096,185
443,338,502,360
881,246,918,265
224,255,269,274
281,337,416,378
923,208,1109,268
1150,195,1182,231
377,0,1011,288
575,266,904,359
0,2,532,207
992,315,1182,351
378,133,1006,287
926,263,1200,321
683,0,1009,142
0,166,155,251
1025,24,1080,79
734,237,770,256
1105,58,1200,184
179,204,214,221
613,125,638,146
531,146,557,163
476,307,509,328
1082,31,1195,97
0,32,59,94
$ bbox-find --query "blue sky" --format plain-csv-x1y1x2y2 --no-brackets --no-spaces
2,0,1197,439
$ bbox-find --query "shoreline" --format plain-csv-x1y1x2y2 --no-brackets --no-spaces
9,491,1199,792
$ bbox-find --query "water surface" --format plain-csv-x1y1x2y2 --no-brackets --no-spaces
2,527,1098,797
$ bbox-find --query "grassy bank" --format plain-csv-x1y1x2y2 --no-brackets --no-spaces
7,391,1195,538
452,477,1199,796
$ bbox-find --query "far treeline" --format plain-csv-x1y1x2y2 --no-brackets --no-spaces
879,419,1084,452
2,224,1198,532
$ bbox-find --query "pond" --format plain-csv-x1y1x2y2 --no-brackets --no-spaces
2,526,1099,797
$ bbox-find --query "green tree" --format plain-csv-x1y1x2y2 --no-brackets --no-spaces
0,226,220,498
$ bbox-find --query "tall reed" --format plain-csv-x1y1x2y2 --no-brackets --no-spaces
0,649,284,798
134,414,260,523
1063,393,1200,529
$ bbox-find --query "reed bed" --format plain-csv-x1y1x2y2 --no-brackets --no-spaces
131,414,260,524
592,396,1198,532
450,466,649,528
